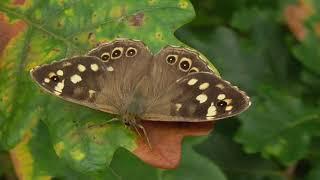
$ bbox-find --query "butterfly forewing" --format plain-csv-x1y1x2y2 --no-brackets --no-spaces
142,72,251,122
31,39,154,116
30,56,120,114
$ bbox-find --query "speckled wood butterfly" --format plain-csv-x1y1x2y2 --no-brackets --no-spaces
30,39,250,142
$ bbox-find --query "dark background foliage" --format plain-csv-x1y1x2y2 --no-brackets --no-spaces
1,0,320,179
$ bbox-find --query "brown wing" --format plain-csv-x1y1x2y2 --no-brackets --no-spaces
86,39,153,115
31,39,153,115
30,56,119,114
142,72,251,122
130,46,215,115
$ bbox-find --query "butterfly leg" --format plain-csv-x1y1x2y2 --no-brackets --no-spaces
138,124,152,149
87,117,120,129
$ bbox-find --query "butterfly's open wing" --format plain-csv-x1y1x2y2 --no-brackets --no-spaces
142,72,251,122
31,39,153,115
31,56,120,114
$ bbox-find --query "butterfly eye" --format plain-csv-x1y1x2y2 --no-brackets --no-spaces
111,47,123,59
166,55,178,65
101,52,110,61
216,100,228,109
179,57,192,72
50,75,60,82
189,67,199,73
126,47,137,57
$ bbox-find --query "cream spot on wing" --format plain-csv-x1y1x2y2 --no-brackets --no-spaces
54,91,61,96
70,74,82,84
107,66,114,72
217,94,226,100
88,90,96,98
206,103,217,117
57,70,64,76
196,94,208,103
224,99,232,105
175,103,182,111
44,78,50,83
90,64,99,71
48,72,56,78
226,105,233,111
199,82,210,90
77,64,86,72
54,80,65,93
215,84,225,89
187,78,198,86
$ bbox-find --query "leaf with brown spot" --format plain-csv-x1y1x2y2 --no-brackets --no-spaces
0,14,26,55
128,12,144,27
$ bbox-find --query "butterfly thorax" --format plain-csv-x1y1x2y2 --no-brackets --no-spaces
121,112,140,126
123,89,146,112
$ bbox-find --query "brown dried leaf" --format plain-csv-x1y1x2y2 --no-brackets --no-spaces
133,121,214,169
284,0,315,41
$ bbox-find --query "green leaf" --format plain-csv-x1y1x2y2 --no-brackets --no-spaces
236,87,320,165
0,0,199,172
290,0,320,75
307,138,320,180
196,130,285,180
308,165,320,180
9,120,119,179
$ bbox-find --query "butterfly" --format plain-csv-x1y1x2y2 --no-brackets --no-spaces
30,39,251,144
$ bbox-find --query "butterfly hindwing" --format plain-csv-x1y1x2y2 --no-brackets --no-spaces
142,72,251,122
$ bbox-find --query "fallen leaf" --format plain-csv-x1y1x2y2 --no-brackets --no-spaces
134,121,214,169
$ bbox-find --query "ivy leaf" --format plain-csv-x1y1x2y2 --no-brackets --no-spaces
0,0,215,172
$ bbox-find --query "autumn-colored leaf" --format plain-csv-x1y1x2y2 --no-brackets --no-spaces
284,0,320,75
284,0,315,41
134,121,213,169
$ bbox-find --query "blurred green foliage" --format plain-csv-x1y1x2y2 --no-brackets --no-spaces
1,0,320,179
